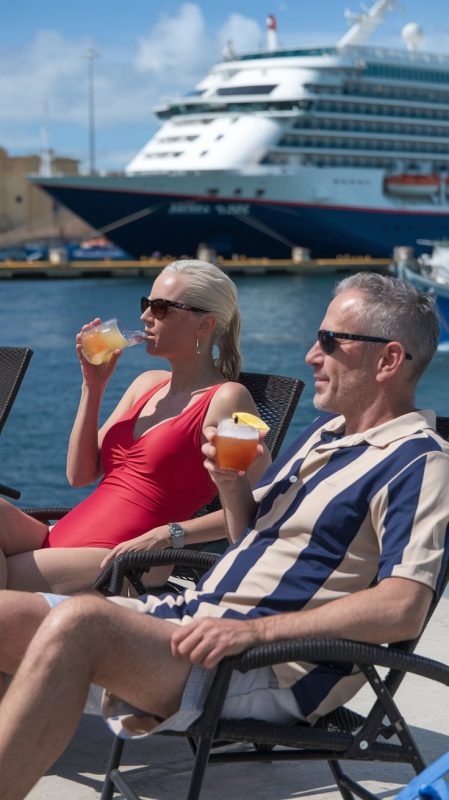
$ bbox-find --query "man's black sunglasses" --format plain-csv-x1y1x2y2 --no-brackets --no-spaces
140,297,208,320
318,329,413,360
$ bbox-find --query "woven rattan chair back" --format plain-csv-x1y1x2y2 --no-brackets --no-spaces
0,347,33,435
0,347,33,500
237,372,304,459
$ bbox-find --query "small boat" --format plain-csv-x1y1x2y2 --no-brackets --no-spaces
66,237,131,261
384,175,440,198
395,240,449,351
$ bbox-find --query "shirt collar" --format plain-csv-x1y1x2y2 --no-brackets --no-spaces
317,409,436,449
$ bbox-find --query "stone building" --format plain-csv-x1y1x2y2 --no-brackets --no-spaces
0,148,93,245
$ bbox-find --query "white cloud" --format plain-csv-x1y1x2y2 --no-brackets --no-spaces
0,31,87,122
0,3,259,145
135,3,213,79
218,14,262,53
134,4,262,91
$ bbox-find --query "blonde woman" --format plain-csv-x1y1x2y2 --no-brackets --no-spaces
0,260,270,593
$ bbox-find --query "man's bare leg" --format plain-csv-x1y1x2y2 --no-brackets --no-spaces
0,590,52,700
0,592,192,800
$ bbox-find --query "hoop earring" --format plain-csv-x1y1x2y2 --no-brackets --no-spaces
196,338,201,355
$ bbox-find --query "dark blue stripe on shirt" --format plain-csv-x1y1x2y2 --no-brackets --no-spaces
292,661,355,719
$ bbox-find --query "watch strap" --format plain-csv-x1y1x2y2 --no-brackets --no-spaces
168,522,185,549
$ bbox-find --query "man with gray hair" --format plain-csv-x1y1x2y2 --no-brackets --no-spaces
0,272,448,800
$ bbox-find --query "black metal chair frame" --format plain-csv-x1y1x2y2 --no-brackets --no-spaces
0,346,33,500
96,416,449,800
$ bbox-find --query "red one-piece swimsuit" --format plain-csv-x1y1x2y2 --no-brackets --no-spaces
44,380,222,548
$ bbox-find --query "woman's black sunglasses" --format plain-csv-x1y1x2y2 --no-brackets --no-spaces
140,297,208,320
318,329,413,360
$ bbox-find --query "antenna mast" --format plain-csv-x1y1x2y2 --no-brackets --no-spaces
337,0,398,47
39,101,52,177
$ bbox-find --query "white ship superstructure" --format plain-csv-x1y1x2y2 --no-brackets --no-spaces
34,1,449,258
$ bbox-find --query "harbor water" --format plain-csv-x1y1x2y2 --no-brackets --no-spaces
1,272,448,508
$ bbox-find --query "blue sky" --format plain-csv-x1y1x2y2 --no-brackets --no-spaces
1,0,447,172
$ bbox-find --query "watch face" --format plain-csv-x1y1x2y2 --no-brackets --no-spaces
169,523,184,548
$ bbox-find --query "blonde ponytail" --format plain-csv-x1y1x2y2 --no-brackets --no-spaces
216,308,241,380
162,259,243,380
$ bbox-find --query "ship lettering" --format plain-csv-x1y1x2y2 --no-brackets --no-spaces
215,204,250,215
168,203,211,215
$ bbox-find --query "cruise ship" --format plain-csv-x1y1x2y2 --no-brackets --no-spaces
32,0,449,259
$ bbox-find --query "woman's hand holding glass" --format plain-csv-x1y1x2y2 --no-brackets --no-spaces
76,318,121,388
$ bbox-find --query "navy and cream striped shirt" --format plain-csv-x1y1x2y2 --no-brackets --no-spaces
127,410,449,722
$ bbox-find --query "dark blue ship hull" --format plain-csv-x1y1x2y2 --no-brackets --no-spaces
33,179,449,260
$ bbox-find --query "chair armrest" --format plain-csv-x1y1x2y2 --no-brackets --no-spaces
185,637,449,754
94,548,220,596
22,507,72,523
0,483,21,500
225,637,449,686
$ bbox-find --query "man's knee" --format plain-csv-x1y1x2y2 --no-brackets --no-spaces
40,593,107,647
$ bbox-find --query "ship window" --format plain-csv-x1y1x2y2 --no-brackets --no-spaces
365,62,449,85
238,46,335,60
216,85,276,95
234,188,242,195
255,188,265,197
208,188,219,195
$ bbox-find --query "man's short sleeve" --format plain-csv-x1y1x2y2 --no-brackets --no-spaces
375,451,449,592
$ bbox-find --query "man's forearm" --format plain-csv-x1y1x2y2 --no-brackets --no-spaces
253,577,433,646
216,477,258,542
171,578,433,670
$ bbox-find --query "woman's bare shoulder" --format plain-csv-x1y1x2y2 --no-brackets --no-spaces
205,381,257,425
125,369,171,402
212,380,253,402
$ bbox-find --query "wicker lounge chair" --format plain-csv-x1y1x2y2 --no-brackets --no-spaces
96,416,449,800
0,346,33,500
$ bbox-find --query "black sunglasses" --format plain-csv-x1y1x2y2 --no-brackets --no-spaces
140,297,208,320
318,329,413,360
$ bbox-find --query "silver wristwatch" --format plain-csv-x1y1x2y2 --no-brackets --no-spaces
168,522,185,549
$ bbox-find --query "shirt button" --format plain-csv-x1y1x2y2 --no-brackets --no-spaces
289,475,298,483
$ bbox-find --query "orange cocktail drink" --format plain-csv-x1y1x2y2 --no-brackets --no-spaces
80,319,130,365
215,418,259,471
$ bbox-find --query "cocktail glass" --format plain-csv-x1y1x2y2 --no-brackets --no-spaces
215,418,259,471
80,318,147,365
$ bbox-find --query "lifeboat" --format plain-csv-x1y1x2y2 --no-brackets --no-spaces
384,174,440,198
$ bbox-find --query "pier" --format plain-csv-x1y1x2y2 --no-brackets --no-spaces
0,255,392,279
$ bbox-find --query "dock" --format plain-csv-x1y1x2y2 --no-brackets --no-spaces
0,255,392,279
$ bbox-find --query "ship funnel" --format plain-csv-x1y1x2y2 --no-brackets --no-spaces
266,14,279,51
